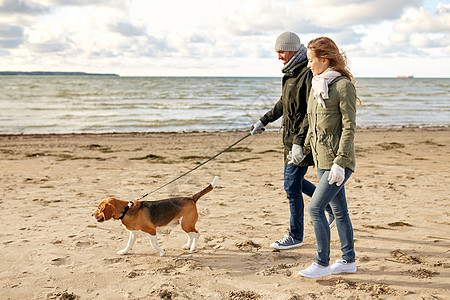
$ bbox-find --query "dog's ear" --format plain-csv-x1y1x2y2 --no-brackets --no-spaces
102,201,114,220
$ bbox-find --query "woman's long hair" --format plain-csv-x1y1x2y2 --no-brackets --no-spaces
308,36,361,104
307,37,354,84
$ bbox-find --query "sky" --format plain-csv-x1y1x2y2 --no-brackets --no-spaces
0,0,449,77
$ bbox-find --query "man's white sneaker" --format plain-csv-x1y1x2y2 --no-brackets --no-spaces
298,263,331,278
330,259,357,274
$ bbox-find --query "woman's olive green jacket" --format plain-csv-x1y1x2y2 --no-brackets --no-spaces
305,76,356,171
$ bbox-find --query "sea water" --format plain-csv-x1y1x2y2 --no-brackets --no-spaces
0,76,448,134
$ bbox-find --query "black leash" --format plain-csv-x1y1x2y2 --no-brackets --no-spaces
133,132,253,201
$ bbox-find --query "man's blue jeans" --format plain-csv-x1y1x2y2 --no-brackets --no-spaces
283,164,333,242
308,168,355,266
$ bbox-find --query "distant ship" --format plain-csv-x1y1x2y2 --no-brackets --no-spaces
397,75,414,78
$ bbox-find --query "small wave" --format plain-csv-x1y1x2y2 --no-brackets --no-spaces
0,76,448,134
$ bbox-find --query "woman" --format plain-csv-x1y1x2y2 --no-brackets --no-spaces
299,37,357,278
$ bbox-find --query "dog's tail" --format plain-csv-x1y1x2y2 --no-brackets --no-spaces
192,176,218,203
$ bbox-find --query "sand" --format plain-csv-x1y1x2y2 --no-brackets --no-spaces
0,127,449,300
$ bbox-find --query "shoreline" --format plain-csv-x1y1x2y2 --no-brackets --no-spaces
1,127,449,299
0,125,448,138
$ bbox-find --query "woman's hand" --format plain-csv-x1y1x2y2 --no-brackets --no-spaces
328,163,345,186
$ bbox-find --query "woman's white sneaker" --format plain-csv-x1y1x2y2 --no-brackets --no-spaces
298,263,331,278
330,259,357,274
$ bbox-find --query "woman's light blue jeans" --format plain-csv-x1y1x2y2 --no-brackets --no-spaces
308,167,355,266
284,164,333,242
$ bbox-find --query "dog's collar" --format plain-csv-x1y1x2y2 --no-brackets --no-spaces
119,201,134,220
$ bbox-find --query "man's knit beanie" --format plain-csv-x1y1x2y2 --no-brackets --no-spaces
275,32,300,51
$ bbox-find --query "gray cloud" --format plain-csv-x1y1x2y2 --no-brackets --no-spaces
49,0,131,9
219,0,423,37
0,39,22,48
90,50,118,58
329,0,423,25
110,22,146,37
329,30,365,46
0,24,24,49
0,24,23,38
189,34,214,44
0,0,49,16
27,39,72,53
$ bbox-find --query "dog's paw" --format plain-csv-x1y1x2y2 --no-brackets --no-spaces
159,249,166,256
117,249,129,255
182,244,190,250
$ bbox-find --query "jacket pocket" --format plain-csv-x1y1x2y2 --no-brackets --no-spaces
320,133,338,161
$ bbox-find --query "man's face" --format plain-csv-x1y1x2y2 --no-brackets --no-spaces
276,50,296,65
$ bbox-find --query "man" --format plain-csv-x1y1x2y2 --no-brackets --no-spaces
251,32,334,250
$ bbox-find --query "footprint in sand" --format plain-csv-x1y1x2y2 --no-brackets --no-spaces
103,257,127,264
75,240,96,247
330,279,400,297
235,240,261,251
228,290,261,300
388,221,412,227
390,249,423,264
151,288,177,299
47,291,78,300
406,268,439,279
50,257,67,266
256,263,295,277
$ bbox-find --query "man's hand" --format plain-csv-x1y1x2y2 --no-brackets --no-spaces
287,144,304,164
250,120,265,135
328,163,345,186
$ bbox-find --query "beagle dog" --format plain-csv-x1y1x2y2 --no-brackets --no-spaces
92,176,218,256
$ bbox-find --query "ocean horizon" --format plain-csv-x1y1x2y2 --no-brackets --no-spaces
1,76,449,134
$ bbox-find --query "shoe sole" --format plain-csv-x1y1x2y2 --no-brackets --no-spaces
270,243,303,250
298,271,332,278
331,269,357,274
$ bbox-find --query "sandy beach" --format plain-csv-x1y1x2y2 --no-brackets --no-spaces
1,127,449,300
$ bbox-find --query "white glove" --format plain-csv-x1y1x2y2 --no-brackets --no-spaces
328,163,345,186
287,144,304,164
250,120,265,135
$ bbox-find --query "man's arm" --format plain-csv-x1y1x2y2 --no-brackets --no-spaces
260,97,283,125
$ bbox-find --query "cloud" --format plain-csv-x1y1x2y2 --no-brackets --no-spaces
388,3,450,54
209,0,424,60
109,22,146,37
51,0,129,6
188,34,214,44
0,24,23,38
218,0,325,36
410,32,448,48
0,23,24,48
0,39,22,48
0,0,448,76
395,4,450,33
0,0,49,16
27,39,72,53
219,0,422,36
305,0,422,27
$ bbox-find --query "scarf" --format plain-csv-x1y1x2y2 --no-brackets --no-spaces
281,44,307,74
311,68,341,108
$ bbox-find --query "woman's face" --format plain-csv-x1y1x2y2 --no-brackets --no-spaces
307,49,329,76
